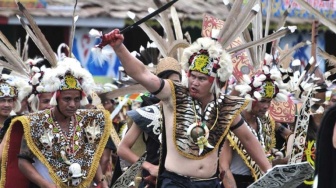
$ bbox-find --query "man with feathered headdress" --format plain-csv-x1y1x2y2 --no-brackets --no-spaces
7,57,111,188
117,56,182,188
220,65,292,187
0,57,56,188
0,71,23,130
104,29,271,187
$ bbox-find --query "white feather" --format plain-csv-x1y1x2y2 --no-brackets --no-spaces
253,91,262,101
292,59,301,66
89,29,101,38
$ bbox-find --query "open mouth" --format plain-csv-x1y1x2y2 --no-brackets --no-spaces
190,87,198,94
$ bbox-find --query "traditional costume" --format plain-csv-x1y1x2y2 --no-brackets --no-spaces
1,57,111,188
227,65,288,183
156,37,249,188
0,31,34,188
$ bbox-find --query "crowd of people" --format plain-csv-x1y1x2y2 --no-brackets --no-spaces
1,1,336,188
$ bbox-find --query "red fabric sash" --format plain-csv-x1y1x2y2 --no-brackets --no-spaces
2,121,30,187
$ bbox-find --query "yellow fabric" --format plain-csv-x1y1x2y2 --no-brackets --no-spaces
227,133,261,181
3,110,111,188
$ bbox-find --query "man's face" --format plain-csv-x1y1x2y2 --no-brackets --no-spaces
38,92,54,111
251,98,272,117
0,97,14,117
103,99,115,113
57,90,81,117
188,71,212,99
327,94,336,109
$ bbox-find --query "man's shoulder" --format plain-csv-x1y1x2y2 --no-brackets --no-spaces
76,109,108,120
220,93,246,102
76,108,105,114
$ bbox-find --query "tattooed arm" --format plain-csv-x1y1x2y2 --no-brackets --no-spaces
18,136,57,188
219,139,237,188
275,123,292,139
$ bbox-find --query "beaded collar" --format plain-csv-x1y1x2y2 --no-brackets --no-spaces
52,114,81,165
241,115,265,149
187,95,219,155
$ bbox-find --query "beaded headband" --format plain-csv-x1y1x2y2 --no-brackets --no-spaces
40,57,95,106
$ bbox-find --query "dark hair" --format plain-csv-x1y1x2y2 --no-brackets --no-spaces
307,115,317,141
314,105,336,187
98,92,116,105
140,95,160,107
34,58,52,69
98,93,109,103
87,95,93,104
157,70,181,80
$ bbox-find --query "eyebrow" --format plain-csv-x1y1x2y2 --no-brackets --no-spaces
190,72,207,78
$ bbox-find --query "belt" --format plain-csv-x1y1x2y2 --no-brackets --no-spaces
164,170,218,182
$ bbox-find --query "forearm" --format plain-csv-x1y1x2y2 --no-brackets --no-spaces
18,159,49,187
244,138,272,172
117,146,140,164
275,123,292,139
94,165,108,188
222,169,237,188
100,149,112,174
241,136,272,172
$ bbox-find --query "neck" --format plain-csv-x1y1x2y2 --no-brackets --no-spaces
198,94,214,110
52,107,71,123
242,110,258,129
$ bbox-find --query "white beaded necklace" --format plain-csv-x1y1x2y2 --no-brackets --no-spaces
242,115,265,149
52,113,76,165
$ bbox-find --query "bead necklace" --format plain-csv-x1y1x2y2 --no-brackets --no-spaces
54,119,74,150
193,100,219,131
242,115,265,149
53,115,77,165
187,95,219,155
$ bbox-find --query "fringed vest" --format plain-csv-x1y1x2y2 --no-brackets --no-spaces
170,81,248,159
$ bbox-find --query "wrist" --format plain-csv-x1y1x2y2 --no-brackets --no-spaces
97,176,108,188
99,175,106,183
142,161,151,171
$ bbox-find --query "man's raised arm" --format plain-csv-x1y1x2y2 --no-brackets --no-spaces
105,29,171,99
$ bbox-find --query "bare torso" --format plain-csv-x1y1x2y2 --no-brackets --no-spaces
162,99,219,178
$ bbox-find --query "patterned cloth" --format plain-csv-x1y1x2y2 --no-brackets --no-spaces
0,109,111,188
127,104,162,188
170,81,247,159
226,114,276,181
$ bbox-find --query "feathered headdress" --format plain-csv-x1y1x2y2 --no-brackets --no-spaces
235,65,289,111
25,58,52,112
0,31,34,113
0,71,23,112
181,37,232,96
39,57,95,106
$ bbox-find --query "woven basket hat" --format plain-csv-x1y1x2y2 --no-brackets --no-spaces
155,57,182,77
